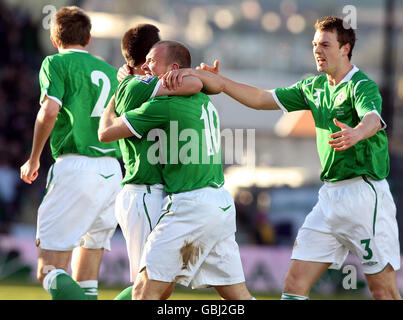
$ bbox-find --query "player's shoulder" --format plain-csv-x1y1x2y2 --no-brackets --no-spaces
86,53,117,73
117,74,157,94
297,73,326,91
350,68,379,93
126,74,157,88
350,68,376,85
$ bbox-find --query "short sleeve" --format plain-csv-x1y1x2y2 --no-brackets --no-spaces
353,80,382,118
115,75,161,116
272,80,310,112
123,98,168,139
38,56,64,106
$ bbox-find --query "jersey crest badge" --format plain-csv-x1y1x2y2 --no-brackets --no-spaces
335,92,347,105
135,75,156,84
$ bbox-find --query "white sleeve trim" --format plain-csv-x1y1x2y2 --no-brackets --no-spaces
122,113,142,138
353,79,369,99
363,110,387,131
43,90,62,108
271,90,288,113
150,79,162,98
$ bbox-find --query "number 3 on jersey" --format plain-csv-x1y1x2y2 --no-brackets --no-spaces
90,70,111,117
201,102,221,156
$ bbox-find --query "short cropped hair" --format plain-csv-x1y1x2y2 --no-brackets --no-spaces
153,40,191,68
121,24,161,68
50,6,91,48
315,16,356,60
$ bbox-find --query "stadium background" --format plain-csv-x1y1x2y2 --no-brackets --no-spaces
0,0,402,299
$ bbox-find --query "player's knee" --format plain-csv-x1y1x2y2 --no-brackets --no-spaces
369,284,400,300
283,270,308,295
132,280,145,299
132,269,150,300
370,287,391,300
37,267,47,285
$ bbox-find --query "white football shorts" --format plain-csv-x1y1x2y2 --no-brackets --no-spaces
138,186,246,289
291,176,400,274
115,183,164,282
36,154,122,251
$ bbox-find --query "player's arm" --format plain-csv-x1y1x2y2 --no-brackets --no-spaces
202,60,279,110
20,97,59,184
160,68,224,95
221,76,279,110
329,79,385,151
98,95,133,143
329,112,382,152
162,60,279,109
156,75,203,96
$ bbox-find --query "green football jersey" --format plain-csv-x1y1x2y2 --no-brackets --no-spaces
273,66,389,182
39,49,121,160
114,75,163,185
124,93,224,194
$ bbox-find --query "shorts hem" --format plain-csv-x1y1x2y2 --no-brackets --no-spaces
290,257,341,269
37,243,76,251
80,244,111,252
191,277,246,289
38,241,111,252
363,261,401,275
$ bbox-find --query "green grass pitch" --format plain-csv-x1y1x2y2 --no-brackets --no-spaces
0,282,368,300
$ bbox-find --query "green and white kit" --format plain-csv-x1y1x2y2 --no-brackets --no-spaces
123,93,245,287
273,66,400,273
37,49,122,251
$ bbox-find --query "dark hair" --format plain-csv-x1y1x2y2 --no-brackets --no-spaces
315,16,356,60
153,40,191,68
121,24,161,68
51,6,91,48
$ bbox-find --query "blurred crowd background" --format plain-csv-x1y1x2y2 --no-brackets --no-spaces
1,0,402,249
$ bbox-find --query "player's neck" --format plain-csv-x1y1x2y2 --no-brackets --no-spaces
58,44,88,53
326,63,353,86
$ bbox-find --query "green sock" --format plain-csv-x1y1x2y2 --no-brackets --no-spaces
281,292,309,300
114,285,133,300
78,280,98,300
43,269,87,300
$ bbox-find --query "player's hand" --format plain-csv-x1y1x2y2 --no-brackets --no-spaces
328,119,362,151
160,68,192,91
117,64,133,82
20,159,40,184
196,60,220,74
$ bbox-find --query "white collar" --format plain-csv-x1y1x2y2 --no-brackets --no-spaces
329,65,359,87
339,65,359,84
59,48,88,54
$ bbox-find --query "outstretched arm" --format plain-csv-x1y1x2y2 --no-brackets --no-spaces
98,95,133,143
20,97,59,184
160,68,225,95
161,60,280,110
199,60,280,110
220,75,279,110
156,75,203,96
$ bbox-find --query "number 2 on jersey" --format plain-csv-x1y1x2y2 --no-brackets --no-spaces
200,102,221,156
90,70,111,117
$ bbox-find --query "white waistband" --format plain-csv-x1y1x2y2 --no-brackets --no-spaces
324,175,381,187
123,184,164,193
56,153,117,162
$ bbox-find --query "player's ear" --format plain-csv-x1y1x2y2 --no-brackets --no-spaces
50,35,58,48
85,35,91,47
341,43,351,58
171,63,180,70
